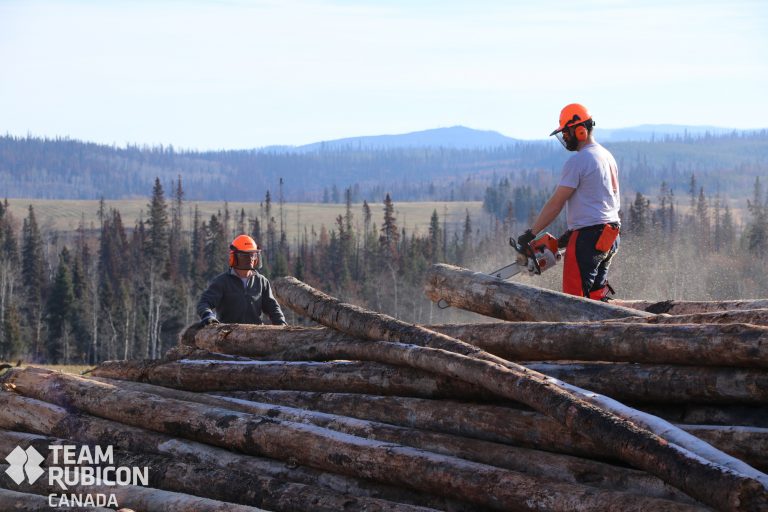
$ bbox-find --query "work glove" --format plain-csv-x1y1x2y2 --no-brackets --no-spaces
517,229,536,252
200,312,220,327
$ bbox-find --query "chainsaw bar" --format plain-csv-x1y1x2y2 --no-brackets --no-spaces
489,261,524,280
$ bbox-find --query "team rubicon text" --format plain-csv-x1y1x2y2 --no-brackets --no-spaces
4,444,149,508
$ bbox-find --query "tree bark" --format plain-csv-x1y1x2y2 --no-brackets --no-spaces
680,425,768,473
91,358,491,399
613,299,768,315
214,389,768,480
272,275,768,511
0,431,438,512
0,392,459,511
188,322,768,368
91,376,699,504
424,263,653,321
1,368,710,512
602,309,768,327
523,362,768,404
435,322,768,368
0,488,112,512
640,404,768,428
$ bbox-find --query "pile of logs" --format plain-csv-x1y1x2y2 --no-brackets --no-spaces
1,263,767,511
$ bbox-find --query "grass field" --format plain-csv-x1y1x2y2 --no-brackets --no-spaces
5,199,487,241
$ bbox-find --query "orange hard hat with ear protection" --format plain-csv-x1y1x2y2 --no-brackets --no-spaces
550,103,594,150
229,234,262,269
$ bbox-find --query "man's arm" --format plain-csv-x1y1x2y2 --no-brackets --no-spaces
531,185,576,234
261,279,287,325
196,276,224,321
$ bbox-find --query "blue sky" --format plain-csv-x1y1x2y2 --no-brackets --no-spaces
1,0,766,149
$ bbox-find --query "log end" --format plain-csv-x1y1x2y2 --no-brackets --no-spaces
179,322,204,346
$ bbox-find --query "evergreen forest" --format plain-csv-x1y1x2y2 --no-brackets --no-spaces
2,170,768,365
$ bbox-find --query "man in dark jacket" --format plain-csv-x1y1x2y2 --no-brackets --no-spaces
197,235,287,325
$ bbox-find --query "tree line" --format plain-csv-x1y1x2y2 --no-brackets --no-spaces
2,131,767,203
2,171,768,365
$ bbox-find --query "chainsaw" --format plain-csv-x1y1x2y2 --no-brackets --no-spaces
490,232,563,280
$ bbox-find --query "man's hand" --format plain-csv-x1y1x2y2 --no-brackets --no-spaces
517,229,536,251
200,313,220,327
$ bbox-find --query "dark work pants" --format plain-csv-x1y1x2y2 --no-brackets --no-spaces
562,225,619,299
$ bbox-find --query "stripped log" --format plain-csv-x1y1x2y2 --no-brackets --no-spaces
0,488,112,512
0,393,460,511
93,376,699,504
602,309,768,327
522,362,768,405
272,275,768,511
0,430,437,512
424,263,652,321
640,404,768,428
680,425,768,473
0,465,267,512
92,358,491,399
188,322,768,368
435,322,768,368
215,389,768,476
612,299,768,315
1,369,710,512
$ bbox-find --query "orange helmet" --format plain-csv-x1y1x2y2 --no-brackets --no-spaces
229,235,262,269
550,103,592,136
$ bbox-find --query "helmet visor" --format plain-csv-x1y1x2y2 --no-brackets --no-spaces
234,250,262,270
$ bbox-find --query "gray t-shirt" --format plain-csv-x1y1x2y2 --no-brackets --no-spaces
558,143,621,230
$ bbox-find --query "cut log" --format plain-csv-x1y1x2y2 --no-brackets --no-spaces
189,322,768,368
0,488,112,512
92,376,700,504
435,322,768,368
0,465,267,512
1,368,710,512
91,358,492,399
214,389,768,479
424,263,653,321
612,299,768,315
0,392,458,511
602,309,768,327
640,404,768,428
680,425,768,473
522,362,768,404
0,430,438,512
272,275,768,511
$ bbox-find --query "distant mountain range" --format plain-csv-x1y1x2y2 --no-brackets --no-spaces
1,125,767,202
262,124,758,152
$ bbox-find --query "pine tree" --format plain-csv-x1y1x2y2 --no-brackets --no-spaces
167,175,184,280
746,177,768,254
190,205,207,291
460,209,472,265
146,177,170,272
45,248,75,363
21,205,46,361
428,209,440,263
380,193,399,260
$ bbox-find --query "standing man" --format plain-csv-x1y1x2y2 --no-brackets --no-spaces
517,103,621,300
197,234,287,325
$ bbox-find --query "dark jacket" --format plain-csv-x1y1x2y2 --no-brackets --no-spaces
197,270,286,325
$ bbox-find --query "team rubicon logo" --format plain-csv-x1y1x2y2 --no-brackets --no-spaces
4,445,45,485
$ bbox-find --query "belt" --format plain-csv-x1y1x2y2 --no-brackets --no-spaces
575,222,620,232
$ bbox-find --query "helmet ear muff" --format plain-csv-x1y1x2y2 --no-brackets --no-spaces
228,251,236,268
574,124,588,142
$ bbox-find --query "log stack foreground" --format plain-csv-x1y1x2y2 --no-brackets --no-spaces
0,266,766,511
